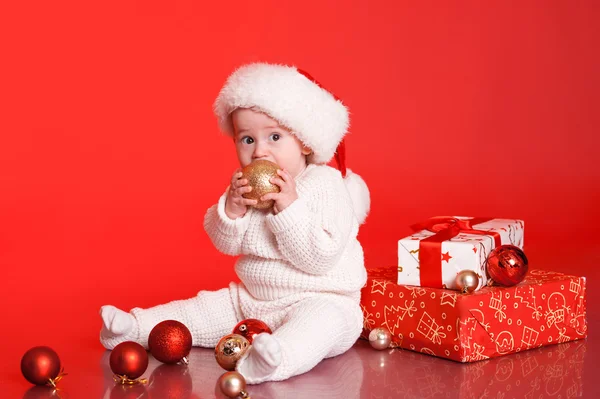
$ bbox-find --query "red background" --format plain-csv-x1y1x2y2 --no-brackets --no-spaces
1,1,598,396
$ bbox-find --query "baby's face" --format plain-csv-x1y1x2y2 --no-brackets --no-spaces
231,108,311,178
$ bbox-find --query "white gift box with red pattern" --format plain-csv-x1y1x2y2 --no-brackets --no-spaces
398,217,524,291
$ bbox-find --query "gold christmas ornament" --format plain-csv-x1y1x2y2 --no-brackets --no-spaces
368,327,392,350
455,270,480,294
215,334,250,371
217,371,250,398
241,160,281,209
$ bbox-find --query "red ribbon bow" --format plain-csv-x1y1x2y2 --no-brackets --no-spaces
410,217,501,288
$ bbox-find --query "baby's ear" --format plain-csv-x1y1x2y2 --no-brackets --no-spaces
301,146,313,156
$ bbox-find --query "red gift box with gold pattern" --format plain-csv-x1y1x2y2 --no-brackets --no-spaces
360,267,587,362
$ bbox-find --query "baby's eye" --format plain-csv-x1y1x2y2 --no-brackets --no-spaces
241,136,254,144
270,133,280,141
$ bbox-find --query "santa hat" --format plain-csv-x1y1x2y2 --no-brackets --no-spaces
214,63,370,224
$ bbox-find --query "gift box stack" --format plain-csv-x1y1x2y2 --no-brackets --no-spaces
360,217,588,362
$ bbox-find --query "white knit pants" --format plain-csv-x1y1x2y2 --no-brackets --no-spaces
103,282,363,382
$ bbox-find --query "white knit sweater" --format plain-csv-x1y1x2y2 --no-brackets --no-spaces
99,163,367,382
203,163,367,302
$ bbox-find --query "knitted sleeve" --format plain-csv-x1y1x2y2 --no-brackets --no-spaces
203,189,252,256
264,171,355,275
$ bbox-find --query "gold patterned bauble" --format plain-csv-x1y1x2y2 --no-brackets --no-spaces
241,160,281,209
368,327,392,350
214,334,250,371
455,270,479,294
216,371,250,398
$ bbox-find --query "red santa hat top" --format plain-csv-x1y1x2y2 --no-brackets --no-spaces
213,62,370,224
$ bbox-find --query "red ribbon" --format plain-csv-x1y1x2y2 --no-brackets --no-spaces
410,217,502,288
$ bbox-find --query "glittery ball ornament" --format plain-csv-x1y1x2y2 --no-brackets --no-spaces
368,327,392,350
214,334,250,371
455,270,479,294
241,160,281,209
110,341,149,380
20,346,62,386
148,320,193,364
232,318,272,344
486,245,529,286
217,371,250,398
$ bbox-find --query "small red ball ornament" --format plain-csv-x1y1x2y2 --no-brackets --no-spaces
486,245,529,286
232,319,272,343
148,320,193,364
110,341,149,381
20,346,62,386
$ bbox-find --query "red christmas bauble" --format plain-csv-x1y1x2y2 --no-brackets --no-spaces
110,341,149,379
148,363,193,399
20,346,61,386
486,245,529,286
232,319,272,344
148,320,193,364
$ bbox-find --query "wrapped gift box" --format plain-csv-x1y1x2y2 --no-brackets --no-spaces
398,217,524,290
360,267,587,362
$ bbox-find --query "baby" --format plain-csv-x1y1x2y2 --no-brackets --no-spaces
100,63,370,384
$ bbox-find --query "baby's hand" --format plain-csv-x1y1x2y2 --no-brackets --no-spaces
261,169,298,214
225,169,257,219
